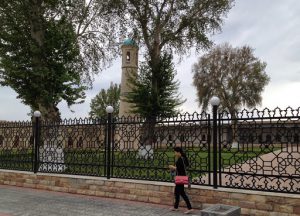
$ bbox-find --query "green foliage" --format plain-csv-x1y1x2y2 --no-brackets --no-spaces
0,1,86,120
89,83,120,118
125,53,185,118
192,43,270,115
114,0,234,55
0,0,118,120
112,0,234,119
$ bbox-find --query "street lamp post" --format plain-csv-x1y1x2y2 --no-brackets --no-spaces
106,106,114,179
33,111,41,173
210,96,220,189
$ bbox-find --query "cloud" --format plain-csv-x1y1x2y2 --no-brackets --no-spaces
177,0,300,113
213,0,300,84
57,58,122,119
1,0,300,121
0,87,31,121
261,82,300,109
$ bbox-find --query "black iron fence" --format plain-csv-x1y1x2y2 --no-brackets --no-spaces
0,121,33,172
111,113,211,185
0,107,299,194
37,117,107,176
218,107,300,193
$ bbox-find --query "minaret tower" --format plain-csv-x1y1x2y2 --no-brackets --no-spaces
119,38,138,117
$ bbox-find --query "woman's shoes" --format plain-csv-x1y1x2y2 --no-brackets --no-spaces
184,209,193,214
169,207,193,214
169,207,179,211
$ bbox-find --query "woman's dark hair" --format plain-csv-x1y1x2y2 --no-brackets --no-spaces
173,147,189,167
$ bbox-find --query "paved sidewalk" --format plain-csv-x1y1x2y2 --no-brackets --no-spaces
201,146,300,190
0,185,199,216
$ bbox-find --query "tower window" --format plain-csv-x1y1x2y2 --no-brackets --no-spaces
126,51,130,61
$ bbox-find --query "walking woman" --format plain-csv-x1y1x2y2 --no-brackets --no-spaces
169,147,193,214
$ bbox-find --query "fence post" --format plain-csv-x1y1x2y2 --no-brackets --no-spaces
210,96,220,189
106,106,114,179
33,111,41,174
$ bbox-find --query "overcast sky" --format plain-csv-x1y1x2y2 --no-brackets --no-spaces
1,0,300,121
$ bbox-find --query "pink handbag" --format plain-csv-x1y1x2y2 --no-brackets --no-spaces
175,176,189,185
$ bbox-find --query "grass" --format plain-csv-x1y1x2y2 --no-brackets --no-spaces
0,148,33,171
0,146,280,183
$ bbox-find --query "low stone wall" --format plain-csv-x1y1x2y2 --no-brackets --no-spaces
0,169,299,216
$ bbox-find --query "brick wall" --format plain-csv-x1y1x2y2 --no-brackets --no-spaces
0,169,299,216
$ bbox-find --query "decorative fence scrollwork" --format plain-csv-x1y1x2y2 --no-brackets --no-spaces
0,107,299,194
38,117,107,177
218,107,300,193
0,121,33,171
111,112,211,185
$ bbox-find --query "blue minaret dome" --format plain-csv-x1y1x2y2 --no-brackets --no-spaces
123,38,138,47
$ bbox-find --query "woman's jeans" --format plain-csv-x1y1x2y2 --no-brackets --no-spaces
174,184,192,209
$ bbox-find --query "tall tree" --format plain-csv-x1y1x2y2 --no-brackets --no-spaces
89,82,120,118
125,52,185,119
114,0,233,106
112,0,233,145
125,53,185,146
192,43,270,145
66,0,120,81
0,0,118,121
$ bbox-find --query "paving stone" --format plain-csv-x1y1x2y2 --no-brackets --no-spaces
0,185,199,216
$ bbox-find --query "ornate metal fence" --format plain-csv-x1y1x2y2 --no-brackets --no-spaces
38,118,107,176
0,121,33,171
111,113,212,185
218,107,300,193
0,107,299,194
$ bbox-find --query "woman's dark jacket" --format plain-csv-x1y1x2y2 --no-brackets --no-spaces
175,157,189,176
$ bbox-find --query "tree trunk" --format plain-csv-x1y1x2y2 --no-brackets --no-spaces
28,2,61,123
230,111,238,149
138,22,162,148
142,47,161,147
38,104,61,122
141,116,156,147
